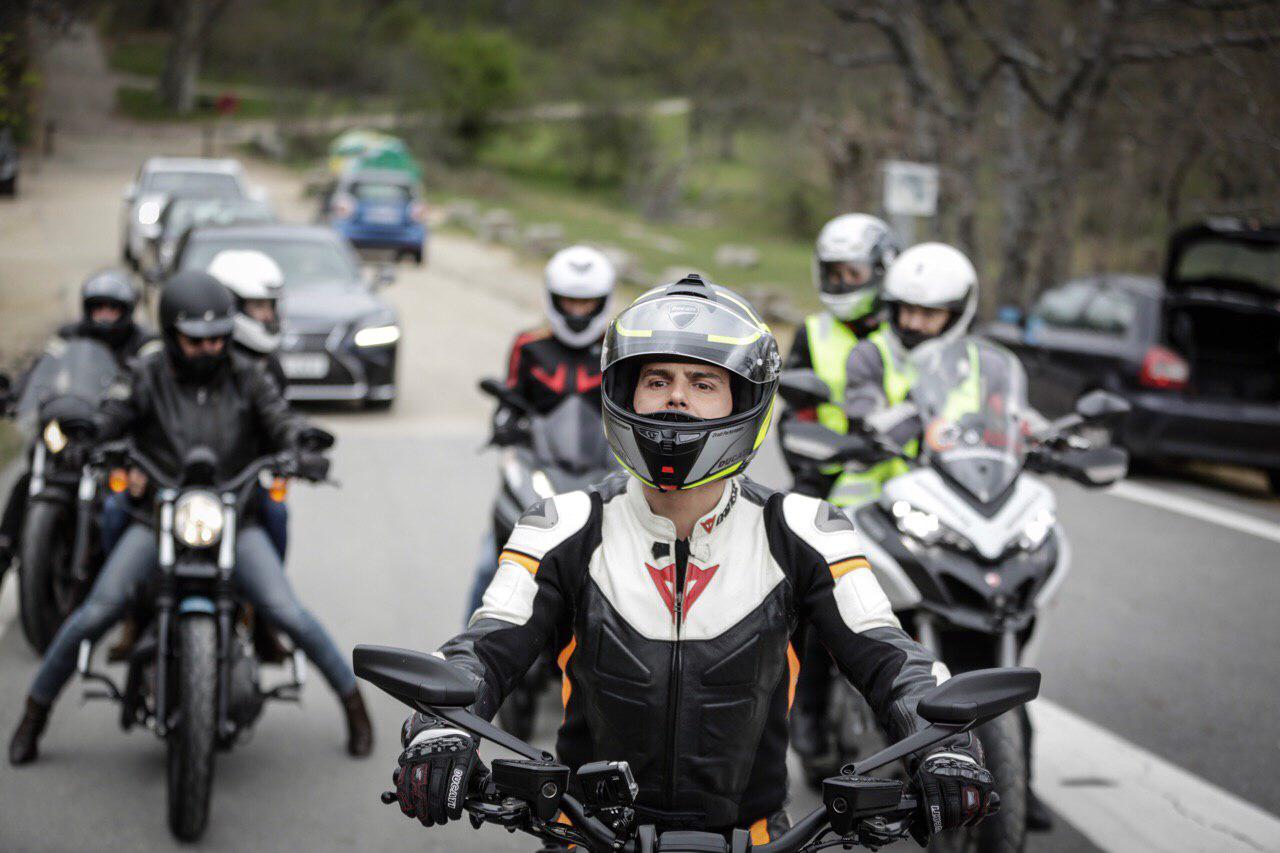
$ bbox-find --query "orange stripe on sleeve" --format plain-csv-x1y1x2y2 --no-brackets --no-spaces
786,642,800,712
499,549,540,575
558,637,577,721
829,556,871,580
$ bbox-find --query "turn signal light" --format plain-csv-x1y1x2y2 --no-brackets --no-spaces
108,469,129,493
1139,346,1189,391
269,477,289,503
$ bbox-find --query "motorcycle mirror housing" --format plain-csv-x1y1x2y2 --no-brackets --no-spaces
916,667,1041,726
778,369,831,410
1057,444,1129,488
1075,389,1131,421
353,645,478,709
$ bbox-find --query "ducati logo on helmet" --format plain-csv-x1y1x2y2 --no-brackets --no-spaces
667,302,699,328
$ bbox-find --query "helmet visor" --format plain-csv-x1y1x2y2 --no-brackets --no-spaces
603,295,779,385
819,260,875,295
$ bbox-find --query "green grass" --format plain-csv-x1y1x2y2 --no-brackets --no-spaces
115,85,284,122
107,36,168,78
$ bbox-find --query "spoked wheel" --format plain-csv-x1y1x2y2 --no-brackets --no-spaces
18,501,77,652
929,711,1028,853
168,615,218,842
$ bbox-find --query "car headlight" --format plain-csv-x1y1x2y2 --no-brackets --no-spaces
174,491,224,548
353,324,401,347
136,200,161,226
1018,508,1055,551
42,419,68,454
530,470,555,499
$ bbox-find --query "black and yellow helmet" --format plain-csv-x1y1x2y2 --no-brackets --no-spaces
601,274,781,491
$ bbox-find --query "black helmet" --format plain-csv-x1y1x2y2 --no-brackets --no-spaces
159,271,236,381
601,274,781,491
80,269,139,346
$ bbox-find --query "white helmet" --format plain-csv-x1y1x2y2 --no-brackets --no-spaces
206,249,285,354
881,242,977,355
544,245,616,348
811,213,901,322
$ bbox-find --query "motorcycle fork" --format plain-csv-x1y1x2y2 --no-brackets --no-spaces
69,467,96,586
154,492,177,737
215,497,237,744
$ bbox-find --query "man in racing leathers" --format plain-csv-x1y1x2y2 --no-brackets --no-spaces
465,245,618,618
387,275,996,844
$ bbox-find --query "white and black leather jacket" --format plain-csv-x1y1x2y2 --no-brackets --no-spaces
441,473,966,832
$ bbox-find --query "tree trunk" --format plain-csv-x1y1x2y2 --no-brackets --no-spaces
158,0,215,114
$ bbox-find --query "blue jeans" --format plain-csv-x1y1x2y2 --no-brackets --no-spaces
102,486,288,560
31,522,355,704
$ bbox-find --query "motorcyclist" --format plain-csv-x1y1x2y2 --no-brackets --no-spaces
7,271,373,766
782,214,900,776
842,243,1053,832
0,269,159,588
465,245,616,619
389,275,995,844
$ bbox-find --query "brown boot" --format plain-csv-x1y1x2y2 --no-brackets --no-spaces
9,696,50,766
341,687,373,758
107,615,139,663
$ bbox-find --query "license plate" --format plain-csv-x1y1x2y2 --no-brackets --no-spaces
364,206,401,225
280,353,329,379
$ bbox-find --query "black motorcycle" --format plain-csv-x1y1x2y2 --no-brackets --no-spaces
7,338,122,651
75,440,330,842
478,378,616,739
356,644,1040,852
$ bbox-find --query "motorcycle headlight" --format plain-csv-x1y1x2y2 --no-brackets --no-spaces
42,419,68,454
890,500,973,551
136,199,161,226
530,470,555,500
1018,508,1056,551
353,324,401,347
174,491,224,549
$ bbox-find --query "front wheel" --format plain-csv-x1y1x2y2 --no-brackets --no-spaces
1267,469,1280,497
168,615,218,842
18,500,76,652
930,711,1027,853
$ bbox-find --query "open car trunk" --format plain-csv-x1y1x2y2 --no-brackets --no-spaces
1163,222,1280,403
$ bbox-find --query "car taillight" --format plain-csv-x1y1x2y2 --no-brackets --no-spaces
1139,345,1189,390
331,193,356,219
409,201,427,222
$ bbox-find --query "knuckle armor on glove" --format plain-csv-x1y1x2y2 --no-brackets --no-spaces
915,751,995,840
393,714,480,826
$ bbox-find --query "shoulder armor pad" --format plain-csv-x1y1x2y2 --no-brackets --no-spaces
501,490,593,569
780,493,866,565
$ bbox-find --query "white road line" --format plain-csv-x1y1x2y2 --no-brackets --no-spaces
1033,699,1280,852
1106,480,1280,546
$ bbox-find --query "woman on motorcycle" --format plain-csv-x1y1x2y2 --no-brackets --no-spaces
8,271,373,765
387,275,996,844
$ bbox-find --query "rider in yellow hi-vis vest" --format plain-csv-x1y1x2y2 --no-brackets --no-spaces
781,214,901,498
781,214,901,782
836,243,980,509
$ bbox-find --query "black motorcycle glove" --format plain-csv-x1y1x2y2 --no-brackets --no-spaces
393,713,481,827
296,425,335,452
911,751,996,843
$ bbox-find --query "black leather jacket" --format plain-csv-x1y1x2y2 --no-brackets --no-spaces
55,320,158,371
95,349,303,482
440,473,972,833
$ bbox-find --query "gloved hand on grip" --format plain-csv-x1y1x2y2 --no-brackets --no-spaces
393,712,482,827
910,751,996,844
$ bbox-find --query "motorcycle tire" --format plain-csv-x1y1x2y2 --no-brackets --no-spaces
929,711,1028,853
168,615,218,842
18,501,75,653
497,681,537,742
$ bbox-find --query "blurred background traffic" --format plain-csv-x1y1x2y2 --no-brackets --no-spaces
1,2,1278,851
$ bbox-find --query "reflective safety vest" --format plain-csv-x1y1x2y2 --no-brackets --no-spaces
804,312,861,435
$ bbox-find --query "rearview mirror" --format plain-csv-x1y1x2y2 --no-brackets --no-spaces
917,667,1041,726
1075,389,1130,421
778,369,831,410
354,645,477,709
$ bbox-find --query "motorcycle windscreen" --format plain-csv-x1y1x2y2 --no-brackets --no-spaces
531,395,614,476
15,338,123,434
909,336,1031,504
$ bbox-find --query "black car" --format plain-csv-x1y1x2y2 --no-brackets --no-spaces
175,224,400,408
986,219,1280,493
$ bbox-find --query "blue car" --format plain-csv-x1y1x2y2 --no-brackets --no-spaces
321,168,427,264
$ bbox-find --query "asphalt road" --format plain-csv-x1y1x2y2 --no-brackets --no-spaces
3,40,1280,851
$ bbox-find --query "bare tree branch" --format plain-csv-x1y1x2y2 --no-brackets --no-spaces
1113,28,1280,63
809,45,899,69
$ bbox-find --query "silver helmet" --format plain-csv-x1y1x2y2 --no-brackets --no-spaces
811,213,901,322
601,274,780,491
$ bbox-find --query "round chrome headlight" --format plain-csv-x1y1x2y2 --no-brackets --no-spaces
174,491,224,548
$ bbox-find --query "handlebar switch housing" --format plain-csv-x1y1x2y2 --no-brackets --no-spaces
490,759,570,822
823,775,903,835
